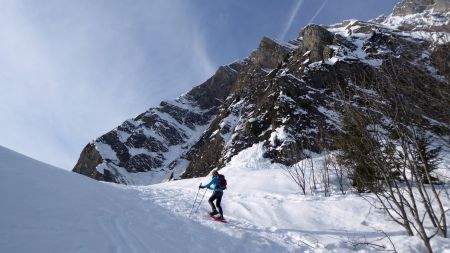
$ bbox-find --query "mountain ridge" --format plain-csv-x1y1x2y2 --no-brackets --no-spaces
73,0,450,185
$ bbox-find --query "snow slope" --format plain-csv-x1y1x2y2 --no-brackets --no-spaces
140,144,450,253
0,145,285,253
1,144,449,252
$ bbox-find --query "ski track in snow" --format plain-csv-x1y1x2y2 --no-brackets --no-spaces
137,187,319,252
135,184,408,253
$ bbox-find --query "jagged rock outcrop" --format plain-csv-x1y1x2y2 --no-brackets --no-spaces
73,143,104,180
74,0,450,185
249,36,291,69
300,24,335,62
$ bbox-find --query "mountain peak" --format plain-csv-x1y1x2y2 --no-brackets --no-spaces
249,36,291,69
73,0,450,185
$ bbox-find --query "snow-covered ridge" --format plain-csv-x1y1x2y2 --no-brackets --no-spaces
381,9,450,44
74,63,240,184
93,96,215,185
385,9,449,29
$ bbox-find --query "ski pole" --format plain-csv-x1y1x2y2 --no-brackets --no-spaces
194,187,208,215
188,183,202,218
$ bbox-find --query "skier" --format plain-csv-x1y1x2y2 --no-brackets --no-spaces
200,169,226,221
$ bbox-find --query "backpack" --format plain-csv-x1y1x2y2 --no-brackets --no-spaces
217,174,227,190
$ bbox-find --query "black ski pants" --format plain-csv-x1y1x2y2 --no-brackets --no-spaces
208,191,223,215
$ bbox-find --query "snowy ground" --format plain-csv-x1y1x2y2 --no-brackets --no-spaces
1,144,450,252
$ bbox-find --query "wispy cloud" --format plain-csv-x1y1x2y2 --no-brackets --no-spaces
308,0,329,24
279,0,304,41
0,0,217,170
190,30,217,81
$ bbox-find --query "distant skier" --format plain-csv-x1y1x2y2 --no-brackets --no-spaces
200,169,227,221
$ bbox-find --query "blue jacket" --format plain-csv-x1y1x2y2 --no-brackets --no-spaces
202,176,223,192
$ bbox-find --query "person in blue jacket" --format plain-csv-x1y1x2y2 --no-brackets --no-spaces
200,169,224,220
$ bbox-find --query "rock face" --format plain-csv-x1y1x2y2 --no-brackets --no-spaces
73,0,450,185
393,0,434,16
73,143,104,180
73,65,239,184
431,43,450,80
300,24,334,62
393,0,450,16
249,37,291,69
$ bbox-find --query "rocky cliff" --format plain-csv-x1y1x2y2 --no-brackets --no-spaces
73,0,450,185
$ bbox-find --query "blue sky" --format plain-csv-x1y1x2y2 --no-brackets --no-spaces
0,0,398,170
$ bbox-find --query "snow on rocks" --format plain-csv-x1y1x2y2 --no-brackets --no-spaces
380,8,450,44
325,21,386,68
90,96,214,185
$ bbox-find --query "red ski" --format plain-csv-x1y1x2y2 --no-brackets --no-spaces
208,214,227,223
